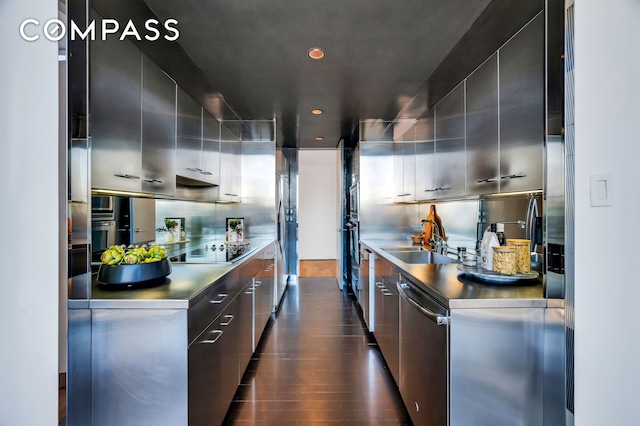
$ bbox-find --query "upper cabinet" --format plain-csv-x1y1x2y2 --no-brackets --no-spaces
434,83,466,199
465,53,499,195
90,37,143,193
414,114,436,201
202,111,221,187
498,13,544,193
141,56,177,196
219,124,241,203
176,88,205,182
393,138,416,203
90,38,177,196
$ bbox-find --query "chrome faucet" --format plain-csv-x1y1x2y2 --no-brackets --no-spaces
421,219,448,255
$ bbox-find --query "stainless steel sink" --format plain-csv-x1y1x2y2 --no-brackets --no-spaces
384,250,456,264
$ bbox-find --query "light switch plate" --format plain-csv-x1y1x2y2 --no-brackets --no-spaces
589,173,613,207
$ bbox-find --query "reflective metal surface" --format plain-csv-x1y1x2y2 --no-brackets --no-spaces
67,309,91,426
398,276,448,426
141,54,176,196
384,250,456,265
373,256,400,383
434,82,466,199
91,308,188,426
544,306,566,425
450,307,544,426
498,12,545,193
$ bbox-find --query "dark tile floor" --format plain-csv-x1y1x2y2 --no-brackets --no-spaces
223,278,411,425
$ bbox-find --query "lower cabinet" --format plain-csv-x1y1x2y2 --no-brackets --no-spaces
73,245,278,426
189,296,241,426
373,257,400,383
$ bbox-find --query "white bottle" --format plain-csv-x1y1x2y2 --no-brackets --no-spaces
480,225,500,270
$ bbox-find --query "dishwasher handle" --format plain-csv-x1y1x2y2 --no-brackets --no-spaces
397,282,449,326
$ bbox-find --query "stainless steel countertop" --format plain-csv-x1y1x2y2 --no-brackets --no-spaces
69,239,274,310
361,239,550,309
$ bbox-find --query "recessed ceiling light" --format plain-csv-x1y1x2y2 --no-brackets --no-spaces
311,109,323,115
307,48,325,60
315,137,324,141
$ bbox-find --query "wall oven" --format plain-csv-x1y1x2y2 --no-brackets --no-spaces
91,220,116,262
349,182,359,222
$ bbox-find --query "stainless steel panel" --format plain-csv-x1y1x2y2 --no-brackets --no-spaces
450,307,544,426
373,256,400,383
219,137,240,202
141,55,176,196
89,30,142,192
398,278,448,426
69,138,89,203
189,300,239,426
176,88,204,182
499,13,545,193
131,197,156,244
202,112,221,186
360,248,371,328
360,142,420,240
393,142,416,202
546,135,565,244
188,272,239,344
415,112,437,201
435,83,466,198
465,53,499,195
91,309,188,426
67,309,92,426
544,307,566,426
238,279,254,381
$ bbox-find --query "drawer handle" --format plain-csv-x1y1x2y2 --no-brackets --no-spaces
375,281,384,288
198,330,223,344
220,314,234,326
210,293,228,304
253,280,262,287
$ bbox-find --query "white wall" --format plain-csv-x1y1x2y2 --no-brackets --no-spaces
574,0,640,424
298,150,338,259
0,0,60,424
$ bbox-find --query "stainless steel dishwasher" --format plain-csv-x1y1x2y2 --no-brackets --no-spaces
397,274,449,426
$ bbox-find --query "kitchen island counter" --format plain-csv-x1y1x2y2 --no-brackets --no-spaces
69,239,274,310
361,239,548,309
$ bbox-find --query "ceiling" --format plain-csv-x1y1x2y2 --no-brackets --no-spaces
95,0,500,148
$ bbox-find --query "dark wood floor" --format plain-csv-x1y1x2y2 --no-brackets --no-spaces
223,278,411,425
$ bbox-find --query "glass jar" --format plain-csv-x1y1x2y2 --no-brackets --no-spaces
506,239,531,273
492,246,516,275
463,252,477,267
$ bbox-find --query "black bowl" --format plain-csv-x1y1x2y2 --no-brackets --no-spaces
97,258,172,285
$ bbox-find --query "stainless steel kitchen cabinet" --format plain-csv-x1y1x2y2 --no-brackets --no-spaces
202,111,221,186
91,37,177,196
373,256,400,383
465,53,500,196
434,82,466,199
414,113,437,201
255,245,275,346
141,55,176,196
176,88,204,182
393,141,416,203
189,295,241,426
498,13,544,193
90,36,142,193
219,124,242,202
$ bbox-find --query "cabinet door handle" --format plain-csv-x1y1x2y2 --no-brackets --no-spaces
424,188,438,192
114,173,140,179
396,193,411,197
198,329,223,344
187,167,203,172
500,173,526,180
200,171,213,176
220,314,234,326
210,293,228,304
134,228,144,233
476,178,498,184
143,178,163,184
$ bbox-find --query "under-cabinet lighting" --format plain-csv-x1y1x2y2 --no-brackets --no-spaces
315,137,324,141
311,109,323,115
